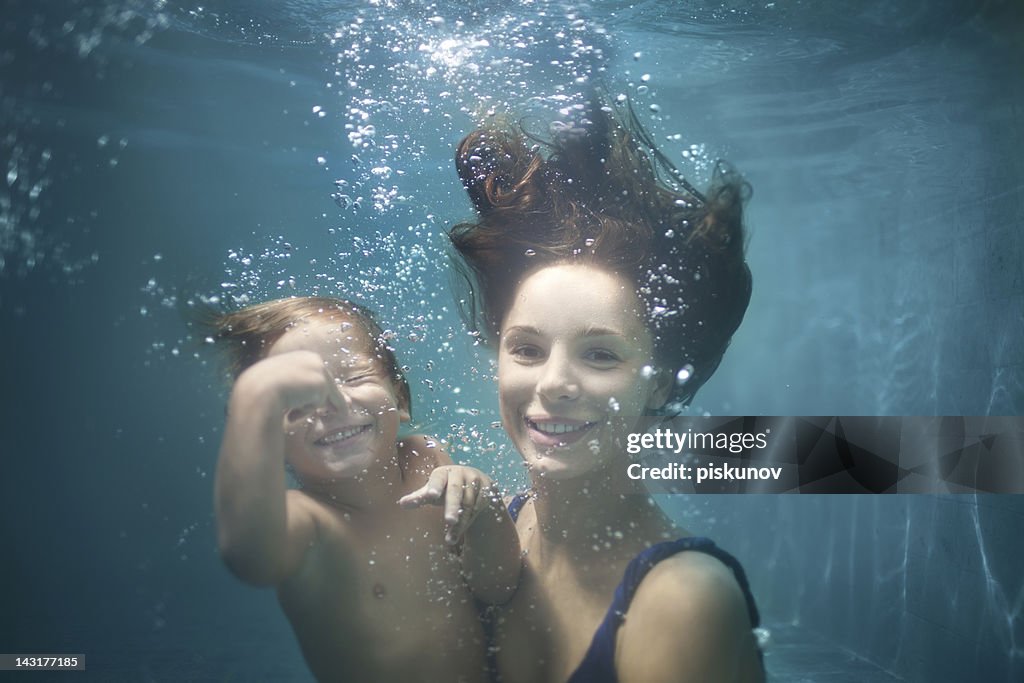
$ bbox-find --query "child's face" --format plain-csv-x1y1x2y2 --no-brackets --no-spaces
268,316,409,482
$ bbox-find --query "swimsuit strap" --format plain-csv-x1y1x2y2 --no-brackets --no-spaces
567,537,762,683
507,492,531,522
483,492,532,682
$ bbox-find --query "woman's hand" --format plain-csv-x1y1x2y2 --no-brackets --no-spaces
401,465,521,603
399,466,499,545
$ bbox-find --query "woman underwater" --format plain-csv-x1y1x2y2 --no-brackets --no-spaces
448,95,765,683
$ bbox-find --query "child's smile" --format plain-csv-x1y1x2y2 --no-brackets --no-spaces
270,319,409,481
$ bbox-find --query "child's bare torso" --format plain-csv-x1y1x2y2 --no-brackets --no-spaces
277,493,489,683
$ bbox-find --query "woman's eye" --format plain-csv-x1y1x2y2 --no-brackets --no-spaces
342,374,372,385
585,349,621,363
510,344,544,360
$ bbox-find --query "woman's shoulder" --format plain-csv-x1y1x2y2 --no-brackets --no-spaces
615,547,760,682
639,548,747,607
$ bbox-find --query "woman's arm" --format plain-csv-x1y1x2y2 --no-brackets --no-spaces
399,466,522,604
615,552,762,683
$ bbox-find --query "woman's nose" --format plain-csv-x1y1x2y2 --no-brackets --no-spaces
537,351,581,401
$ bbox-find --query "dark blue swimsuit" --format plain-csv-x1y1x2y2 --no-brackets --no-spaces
504,493,763,683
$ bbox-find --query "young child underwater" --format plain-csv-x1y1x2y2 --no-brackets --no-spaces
198,296,521,683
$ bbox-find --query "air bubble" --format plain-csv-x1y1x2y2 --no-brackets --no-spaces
676,364,694,384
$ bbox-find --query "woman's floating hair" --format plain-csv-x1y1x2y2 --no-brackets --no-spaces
450,91,752,409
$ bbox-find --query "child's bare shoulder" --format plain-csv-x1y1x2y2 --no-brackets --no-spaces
397,434,453,477
276,490,362,591
284,489,357,545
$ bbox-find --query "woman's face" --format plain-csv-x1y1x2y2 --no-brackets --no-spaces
498,263,666,480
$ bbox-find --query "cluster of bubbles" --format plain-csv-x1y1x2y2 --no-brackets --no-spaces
0,136,110,285
220,236,298,306
1,1,169,286
3,141,61,278
321,1,615,218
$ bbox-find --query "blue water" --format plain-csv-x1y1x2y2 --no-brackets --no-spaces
1,1,1022,681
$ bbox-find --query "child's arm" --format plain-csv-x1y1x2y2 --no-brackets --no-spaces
399,466,522,604
215,350,343,586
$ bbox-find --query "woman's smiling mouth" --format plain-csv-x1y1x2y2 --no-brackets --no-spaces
525,417,599,447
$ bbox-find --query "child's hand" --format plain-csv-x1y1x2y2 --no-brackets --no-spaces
398,466,499,545
233,350,345,420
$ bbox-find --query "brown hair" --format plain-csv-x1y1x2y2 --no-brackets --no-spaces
190,296,411,413
449,96,751,409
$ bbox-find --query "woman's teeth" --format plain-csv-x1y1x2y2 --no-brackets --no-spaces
530,420,593,435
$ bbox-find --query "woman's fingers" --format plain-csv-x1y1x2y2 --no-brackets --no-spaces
398,468,449,508
447,475,489,545
443,468,466,527
400,466,495,545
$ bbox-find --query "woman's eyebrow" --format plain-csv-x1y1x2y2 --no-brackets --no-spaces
504,324,625,338
503,325,541,337
580,325,624,337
